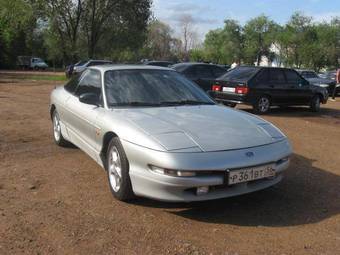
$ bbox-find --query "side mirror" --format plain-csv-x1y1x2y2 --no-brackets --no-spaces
299,79,309,87
303,79,310,86
79,92,100,106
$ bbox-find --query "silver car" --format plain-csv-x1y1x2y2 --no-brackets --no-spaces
50,65,292,202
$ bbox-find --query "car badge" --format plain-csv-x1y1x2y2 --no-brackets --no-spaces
246,152,254,157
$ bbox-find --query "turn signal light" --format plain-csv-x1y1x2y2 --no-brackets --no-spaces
149,165,196,177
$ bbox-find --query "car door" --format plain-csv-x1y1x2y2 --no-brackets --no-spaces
65,69,104,160
251,68,270,101
268,68,289,104
284,69,313,104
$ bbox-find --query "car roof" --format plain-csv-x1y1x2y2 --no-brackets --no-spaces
173,62,220,67
146,60,173,63
88,64,174,72
237,66,300,71
296,69,315,73
87,60,112,63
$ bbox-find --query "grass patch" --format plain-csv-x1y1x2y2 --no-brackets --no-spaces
21,75,68,81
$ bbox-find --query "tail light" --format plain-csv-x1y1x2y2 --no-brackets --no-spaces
235,86,249,94
212,84,221,91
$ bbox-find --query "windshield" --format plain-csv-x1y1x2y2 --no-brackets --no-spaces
219,66,259,81
75,60,87,66
104,69,215,107
301,71,318,79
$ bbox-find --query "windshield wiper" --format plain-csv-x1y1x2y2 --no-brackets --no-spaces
160,100,214,106
109,102,161,107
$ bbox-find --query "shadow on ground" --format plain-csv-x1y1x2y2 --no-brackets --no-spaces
134,154,340,227
239,105,340,119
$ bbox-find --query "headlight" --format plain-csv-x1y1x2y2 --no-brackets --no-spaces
149,165,196,177
319,84,329,88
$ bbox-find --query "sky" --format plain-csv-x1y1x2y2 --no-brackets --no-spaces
153,0,340,39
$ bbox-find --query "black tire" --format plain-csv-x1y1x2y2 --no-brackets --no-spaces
106,137,134,201
52,110,70,147
253,95,271,114
227,103,237,108
310,95,321,112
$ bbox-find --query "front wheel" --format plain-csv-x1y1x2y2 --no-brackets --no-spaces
310,95,321,112
106,137,134,201
52,110,70,147
253,96,271,114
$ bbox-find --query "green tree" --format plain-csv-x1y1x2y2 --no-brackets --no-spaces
143,20,176,60
0,0,34,67
203,19,243,64
243,15,279,65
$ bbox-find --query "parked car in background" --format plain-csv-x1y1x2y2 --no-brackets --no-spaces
217,64,231,70
319,70,336,81
296,69,337,95
143,60,174,67
172,63,229,92
65,60,87,78
73,59,113,74
17,56,48,70
211,66,328,114
50,65,292,202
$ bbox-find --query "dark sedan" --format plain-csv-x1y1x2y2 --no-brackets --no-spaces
143,60,174,67
297,70,337,95
172,63,229,92
65,60,87,78
211,66,328,114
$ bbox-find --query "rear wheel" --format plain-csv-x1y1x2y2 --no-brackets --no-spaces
310,95,321,112
106,137,134,201
223,102,236,108
253,96,271,114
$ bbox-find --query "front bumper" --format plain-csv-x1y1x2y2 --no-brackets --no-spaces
122,139,292,202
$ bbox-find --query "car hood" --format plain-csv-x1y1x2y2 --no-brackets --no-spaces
122,105,285,152
306,77,334,85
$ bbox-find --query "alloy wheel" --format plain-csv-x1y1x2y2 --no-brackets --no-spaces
108,146,122,192
53,114,61,142
258,97,270,113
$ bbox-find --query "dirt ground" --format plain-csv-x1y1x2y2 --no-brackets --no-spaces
0,72,340,255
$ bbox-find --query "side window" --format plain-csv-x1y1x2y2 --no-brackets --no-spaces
195,65,213,78
184,67,197,78
75,69,102,98
64,73,82,93
211,66,227,77
254,69,269,85
87,61,97,67
285,70,301,83
269,69,286,83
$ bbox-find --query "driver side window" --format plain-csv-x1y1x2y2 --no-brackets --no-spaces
75,69,103,104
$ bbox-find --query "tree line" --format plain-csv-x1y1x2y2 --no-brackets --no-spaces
191,13,340,71
0,0,152,68
0,0,339,71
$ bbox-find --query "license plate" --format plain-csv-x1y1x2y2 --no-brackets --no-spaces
222,87,235,93
228,165,275,185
